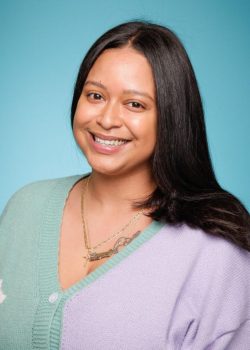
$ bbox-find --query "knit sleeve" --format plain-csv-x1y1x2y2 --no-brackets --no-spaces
0,182,38,227
0,190,18,226
0,191,24,232
178,231,250,349
0,178,58,233
205,319,250,350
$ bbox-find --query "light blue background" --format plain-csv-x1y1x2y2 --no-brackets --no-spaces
0,0,249,212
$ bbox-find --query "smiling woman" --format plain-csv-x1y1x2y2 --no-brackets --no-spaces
0,20,250,350
73,47,157,176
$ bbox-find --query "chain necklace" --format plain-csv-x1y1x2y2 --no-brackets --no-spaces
81,175,144,268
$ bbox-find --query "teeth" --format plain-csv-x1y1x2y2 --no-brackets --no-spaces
94,136,127,146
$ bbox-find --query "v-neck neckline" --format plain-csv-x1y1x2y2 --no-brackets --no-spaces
38,173,165,300
33,174,165,349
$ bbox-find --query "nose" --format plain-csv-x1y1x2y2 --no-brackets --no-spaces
96,101,122,130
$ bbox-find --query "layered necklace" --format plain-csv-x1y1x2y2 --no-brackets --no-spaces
81,175,144,269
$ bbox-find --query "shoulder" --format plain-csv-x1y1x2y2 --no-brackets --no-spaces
6,174,81,201
182,224,250,289
159,224,250,345
149,222,250,296
0,174,83,223
157,223,250,308
159,222,249,266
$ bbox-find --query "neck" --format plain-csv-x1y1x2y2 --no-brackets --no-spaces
87,169,156,212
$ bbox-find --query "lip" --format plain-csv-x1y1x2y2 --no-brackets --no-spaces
89,131,130,142
87,131,130,155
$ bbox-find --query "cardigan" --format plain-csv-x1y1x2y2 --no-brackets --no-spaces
0,174,250,350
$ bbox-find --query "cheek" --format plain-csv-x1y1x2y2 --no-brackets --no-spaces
74,108,86,126
128,114,157,142
72,110,88,145
72,114,81,139
73,99,97,126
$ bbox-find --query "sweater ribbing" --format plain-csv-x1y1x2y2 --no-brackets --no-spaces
1,174,250,349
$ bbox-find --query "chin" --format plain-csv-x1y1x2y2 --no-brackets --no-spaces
89,161,150,179
86,153,153,178
84,153,123,175
90,165,125,177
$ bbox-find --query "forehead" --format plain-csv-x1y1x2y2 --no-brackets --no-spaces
86,47,155,95
91,46,150,68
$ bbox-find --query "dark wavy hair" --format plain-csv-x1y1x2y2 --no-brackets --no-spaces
70,20,250,251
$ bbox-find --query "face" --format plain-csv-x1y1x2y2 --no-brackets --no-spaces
73,46,157,177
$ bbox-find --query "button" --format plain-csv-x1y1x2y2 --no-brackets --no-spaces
48,292,59,303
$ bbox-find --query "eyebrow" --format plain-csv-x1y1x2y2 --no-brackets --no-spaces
84,80,107,90
84,80,154,102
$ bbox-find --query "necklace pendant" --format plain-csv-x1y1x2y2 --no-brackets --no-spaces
89,249,114,261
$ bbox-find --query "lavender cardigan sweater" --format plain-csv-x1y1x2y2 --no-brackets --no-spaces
0,174,249,349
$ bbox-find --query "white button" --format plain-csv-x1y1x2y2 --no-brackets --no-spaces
48,292,59,303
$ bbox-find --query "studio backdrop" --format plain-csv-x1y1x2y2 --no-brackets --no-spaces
0,0,249,212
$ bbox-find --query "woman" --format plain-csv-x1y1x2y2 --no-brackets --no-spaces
0,21,249,350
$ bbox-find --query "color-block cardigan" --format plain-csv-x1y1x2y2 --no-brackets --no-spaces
0,174,250,349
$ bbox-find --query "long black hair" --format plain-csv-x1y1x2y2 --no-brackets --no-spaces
71,20,250,251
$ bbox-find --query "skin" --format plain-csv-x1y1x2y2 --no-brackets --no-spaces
59,46,158,289
73,46,157,205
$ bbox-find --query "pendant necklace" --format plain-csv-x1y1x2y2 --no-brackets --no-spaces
81,175,144,268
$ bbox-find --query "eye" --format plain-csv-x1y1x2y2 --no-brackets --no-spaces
127,101,145,110
87,92,103,101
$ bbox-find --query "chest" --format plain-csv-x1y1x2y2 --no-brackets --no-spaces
59,239,198,350
58,217,112,290
58,209,143,290
58,189,152,290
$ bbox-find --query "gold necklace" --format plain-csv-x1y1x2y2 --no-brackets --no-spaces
81,175,144,268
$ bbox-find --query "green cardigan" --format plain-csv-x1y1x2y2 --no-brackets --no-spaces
0,174,165,349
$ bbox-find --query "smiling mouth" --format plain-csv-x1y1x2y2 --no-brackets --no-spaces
90,132,130,147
